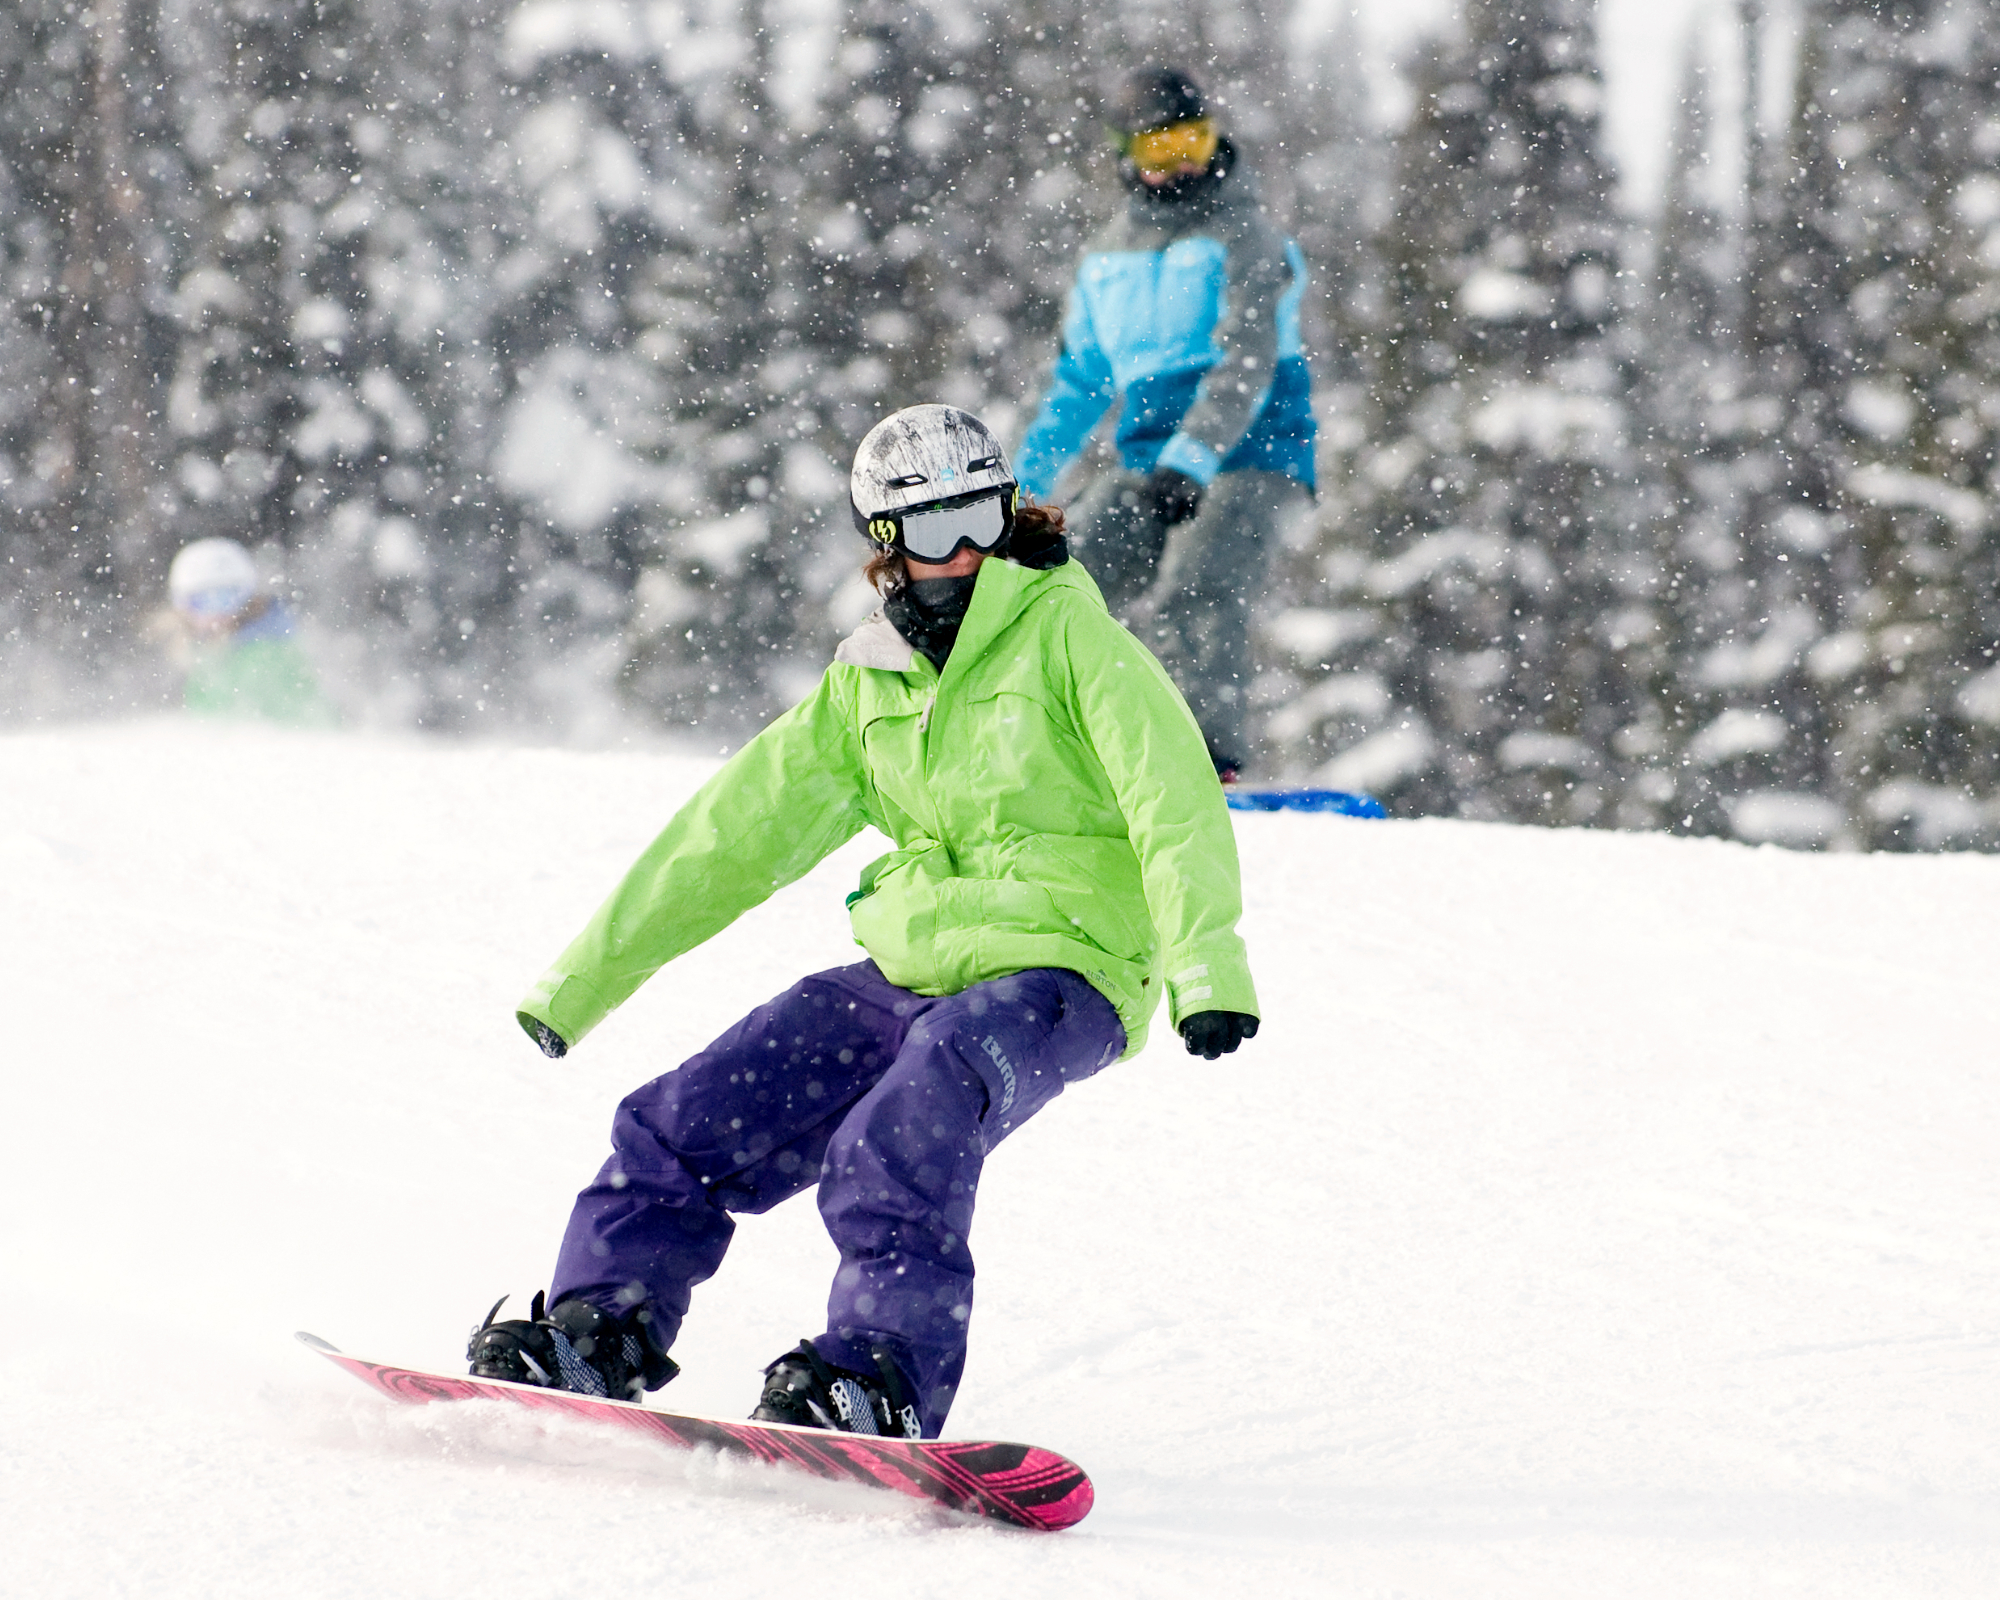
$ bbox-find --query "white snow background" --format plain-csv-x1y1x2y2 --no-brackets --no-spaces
2,719,1996,1596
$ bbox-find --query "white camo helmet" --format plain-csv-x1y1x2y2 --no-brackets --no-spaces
168,537,260,618
850,404,1018,559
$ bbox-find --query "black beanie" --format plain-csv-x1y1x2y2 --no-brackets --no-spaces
1111,65,1207,136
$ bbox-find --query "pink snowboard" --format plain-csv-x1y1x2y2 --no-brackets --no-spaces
297,1332,1093,1532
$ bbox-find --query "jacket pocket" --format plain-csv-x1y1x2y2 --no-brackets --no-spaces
958,689,1094,816
1018,834,1156,966
859,709,932,830
847,860,940,994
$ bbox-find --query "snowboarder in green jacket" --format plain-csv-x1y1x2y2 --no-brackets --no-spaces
472,405,1259,1439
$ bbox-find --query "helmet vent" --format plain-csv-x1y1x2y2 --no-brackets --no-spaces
885,473,928,488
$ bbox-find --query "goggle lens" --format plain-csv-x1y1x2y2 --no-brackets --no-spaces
1124,118,1218,174
897,493,1007,562
179,586,252,618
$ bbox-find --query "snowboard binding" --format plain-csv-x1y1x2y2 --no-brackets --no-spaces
752,1338,921,1439
467,1291,677,1402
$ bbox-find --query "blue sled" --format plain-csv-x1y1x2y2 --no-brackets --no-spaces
1224,788,1388,818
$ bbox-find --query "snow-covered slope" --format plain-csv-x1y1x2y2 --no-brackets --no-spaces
3,721,1996,1598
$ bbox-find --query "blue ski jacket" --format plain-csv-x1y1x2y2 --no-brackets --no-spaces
1015,151,1316,497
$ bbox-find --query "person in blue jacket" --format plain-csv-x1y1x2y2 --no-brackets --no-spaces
1015,65,1316,780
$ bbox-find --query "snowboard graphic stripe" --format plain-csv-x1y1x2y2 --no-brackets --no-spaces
297,1333,1092,1532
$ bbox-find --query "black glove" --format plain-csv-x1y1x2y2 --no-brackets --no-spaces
1145,467,1204,527
1179,1010,1259,1059
528,1019,568,1059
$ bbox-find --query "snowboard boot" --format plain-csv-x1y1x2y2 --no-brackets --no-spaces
467,1291,678,1402
750,1338,921,1439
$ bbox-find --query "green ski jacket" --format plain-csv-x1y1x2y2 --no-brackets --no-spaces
517,555,1257,1058
183,637,335,727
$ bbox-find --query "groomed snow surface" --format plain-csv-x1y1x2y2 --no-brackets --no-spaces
4,721,1996,1598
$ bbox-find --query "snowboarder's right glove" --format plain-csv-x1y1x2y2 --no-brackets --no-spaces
1179,1010,1259,1059
530,1020,568,1059
1145,467,1204,527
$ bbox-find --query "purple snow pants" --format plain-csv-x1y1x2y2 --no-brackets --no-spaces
549,960,1125,1436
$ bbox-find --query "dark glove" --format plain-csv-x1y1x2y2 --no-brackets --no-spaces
1179,1010,1259,1059
1145,467,1204,527
529,1019,568,1059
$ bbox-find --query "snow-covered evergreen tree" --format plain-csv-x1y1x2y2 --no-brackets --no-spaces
1281,0,1639,825
0,0,178,689
1627,24,1783,837
487,1,754,734
1665,3,1856,846
617,1,831,737
919,0,1113,415
158,0,518,727
1787,0,2000,848
605,0,957,737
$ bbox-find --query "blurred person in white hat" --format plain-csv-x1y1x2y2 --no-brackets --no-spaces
161,537,333,725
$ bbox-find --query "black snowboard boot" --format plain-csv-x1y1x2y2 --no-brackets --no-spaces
467,1292,678,1402
750,1338,921,1439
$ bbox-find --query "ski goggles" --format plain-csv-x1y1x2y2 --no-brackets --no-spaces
177,585,255,619
1119,117,1219,175
865,488,1015,563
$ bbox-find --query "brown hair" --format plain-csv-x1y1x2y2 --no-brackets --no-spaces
864,545,907,595
864,500,1066,594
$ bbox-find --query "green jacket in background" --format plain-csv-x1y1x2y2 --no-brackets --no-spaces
184,638,335,725
180,601,336,727
517,556,1258,1058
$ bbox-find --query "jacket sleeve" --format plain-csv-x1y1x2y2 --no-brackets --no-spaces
1153,215,1292,486
1014,278,1116,499
1062,602,1259,1029
516,671,872,1049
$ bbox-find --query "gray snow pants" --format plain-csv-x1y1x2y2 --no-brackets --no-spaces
1065,466,1303,774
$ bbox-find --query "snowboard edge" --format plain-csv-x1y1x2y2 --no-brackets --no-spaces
296,1332,1092,1532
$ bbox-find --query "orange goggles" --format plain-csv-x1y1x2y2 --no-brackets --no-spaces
1121,118,1219,174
